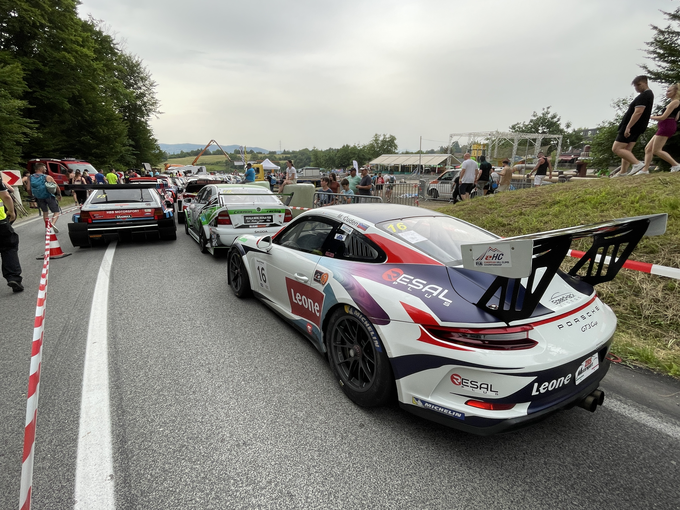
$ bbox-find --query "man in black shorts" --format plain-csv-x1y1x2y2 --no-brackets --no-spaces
611,76,654,177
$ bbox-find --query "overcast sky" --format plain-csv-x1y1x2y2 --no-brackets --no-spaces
77,0,676,152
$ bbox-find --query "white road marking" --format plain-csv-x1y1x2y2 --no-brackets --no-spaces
606,395,680,440
74,242,116,509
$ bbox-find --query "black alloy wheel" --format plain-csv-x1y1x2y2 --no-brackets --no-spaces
199,227,209,253
326,307,394,407
228,249,251,298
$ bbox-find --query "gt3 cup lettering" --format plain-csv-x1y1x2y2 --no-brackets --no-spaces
581,321,598,332
531,374,572,395
451,373,498,395
557,305,601,330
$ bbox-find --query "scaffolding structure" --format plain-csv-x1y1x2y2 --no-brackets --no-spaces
448,131,563,165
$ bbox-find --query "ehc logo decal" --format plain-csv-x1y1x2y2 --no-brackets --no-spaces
286,277,325,327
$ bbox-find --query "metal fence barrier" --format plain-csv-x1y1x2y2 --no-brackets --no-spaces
313,191,383,207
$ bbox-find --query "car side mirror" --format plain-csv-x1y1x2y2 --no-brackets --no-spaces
256,236,273,252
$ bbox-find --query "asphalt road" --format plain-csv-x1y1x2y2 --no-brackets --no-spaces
1,212,679,510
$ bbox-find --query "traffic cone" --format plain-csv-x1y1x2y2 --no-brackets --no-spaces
37,220,71,259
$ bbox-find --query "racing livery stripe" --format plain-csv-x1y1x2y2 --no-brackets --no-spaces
364,234,443,265
390,353,517,379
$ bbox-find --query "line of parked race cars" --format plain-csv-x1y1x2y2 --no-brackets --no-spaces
64,173,668,435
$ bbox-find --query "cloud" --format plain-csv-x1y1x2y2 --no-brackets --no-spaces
78,0,672,151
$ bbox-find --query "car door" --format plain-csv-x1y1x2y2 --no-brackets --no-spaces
187,187,210,231
250,217,335,331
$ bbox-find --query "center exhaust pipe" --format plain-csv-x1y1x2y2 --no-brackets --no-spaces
578,389,605,413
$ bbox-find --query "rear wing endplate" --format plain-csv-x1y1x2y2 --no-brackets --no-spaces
460,214,667,323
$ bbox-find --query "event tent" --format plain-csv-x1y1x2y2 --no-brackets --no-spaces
260,158,280,170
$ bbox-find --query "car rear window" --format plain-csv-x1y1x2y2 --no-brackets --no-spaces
219,189,281,205
375,216,495,265
90,188,156,204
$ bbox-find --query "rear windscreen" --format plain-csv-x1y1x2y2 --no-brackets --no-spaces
90,188,156,204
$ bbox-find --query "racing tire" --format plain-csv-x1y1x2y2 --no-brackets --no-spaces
199,227,209,254
429,188,439,199
228,249,252,298
326,306,395,408
160,228,177,241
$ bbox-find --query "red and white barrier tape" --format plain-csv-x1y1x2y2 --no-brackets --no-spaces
567,249,680,280
19,222,52,510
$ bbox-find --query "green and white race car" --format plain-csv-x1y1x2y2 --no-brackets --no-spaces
184,183,292,256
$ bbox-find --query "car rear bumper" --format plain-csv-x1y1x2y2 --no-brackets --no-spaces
69,218,175,240
401,361,610,435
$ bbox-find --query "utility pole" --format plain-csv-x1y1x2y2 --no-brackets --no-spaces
418,136,422,175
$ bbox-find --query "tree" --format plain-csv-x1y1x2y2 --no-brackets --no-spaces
0,61,34,167
509,106,580,153
363,133,398,160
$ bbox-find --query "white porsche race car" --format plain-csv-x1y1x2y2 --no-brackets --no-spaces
226,204,666,434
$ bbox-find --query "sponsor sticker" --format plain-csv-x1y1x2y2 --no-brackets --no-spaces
287,278,325,327
313,270,329,286
340,224,353,234
334,233,347,241
575,353,599,385
399,231,427,244
412,397,465,421
381,268,452,306
549,291,578,307
451,373,498,395
472,246,512,268
255,259,270,291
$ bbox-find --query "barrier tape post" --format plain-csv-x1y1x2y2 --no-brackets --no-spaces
19,221,52,510
567,249,680,281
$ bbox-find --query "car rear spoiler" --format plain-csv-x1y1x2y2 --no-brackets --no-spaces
64,184,162,190
460,214,667,323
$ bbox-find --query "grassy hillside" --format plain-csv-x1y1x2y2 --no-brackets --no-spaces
163,155,234,173
436,174,680,378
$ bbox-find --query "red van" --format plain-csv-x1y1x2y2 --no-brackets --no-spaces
27,158,98,191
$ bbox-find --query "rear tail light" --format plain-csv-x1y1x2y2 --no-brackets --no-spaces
423,325,537,351
153,208,164,220
465,400,516,411
284,209,292,223
79,211,92,223
217,211,232,225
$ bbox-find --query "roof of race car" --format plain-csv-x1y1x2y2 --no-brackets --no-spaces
306,204,449,225
214,184,273,193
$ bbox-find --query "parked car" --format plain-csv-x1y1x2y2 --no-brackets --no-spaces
426,169,460,199
184,183,292,256
68,185,176,247
226,204,666,434
176,178,223,223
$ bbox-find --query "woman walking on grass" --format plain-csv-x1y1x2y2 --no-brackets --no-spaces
641,83,680,174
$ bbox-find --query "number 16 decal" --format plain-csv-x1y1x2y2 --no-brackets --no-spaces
255,259,270,291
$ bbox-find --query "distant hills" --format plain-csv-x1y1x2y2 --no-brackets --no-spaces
160,143,271,155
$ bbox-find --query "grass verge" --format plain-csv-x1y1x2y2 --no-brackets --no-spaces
435,173,680,378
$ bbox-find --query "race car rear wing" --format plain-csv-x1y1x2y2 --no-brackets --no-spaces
460,214,667,323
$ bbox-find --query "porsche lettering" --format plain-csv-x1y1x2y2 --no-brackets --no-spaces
557,306,601,330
